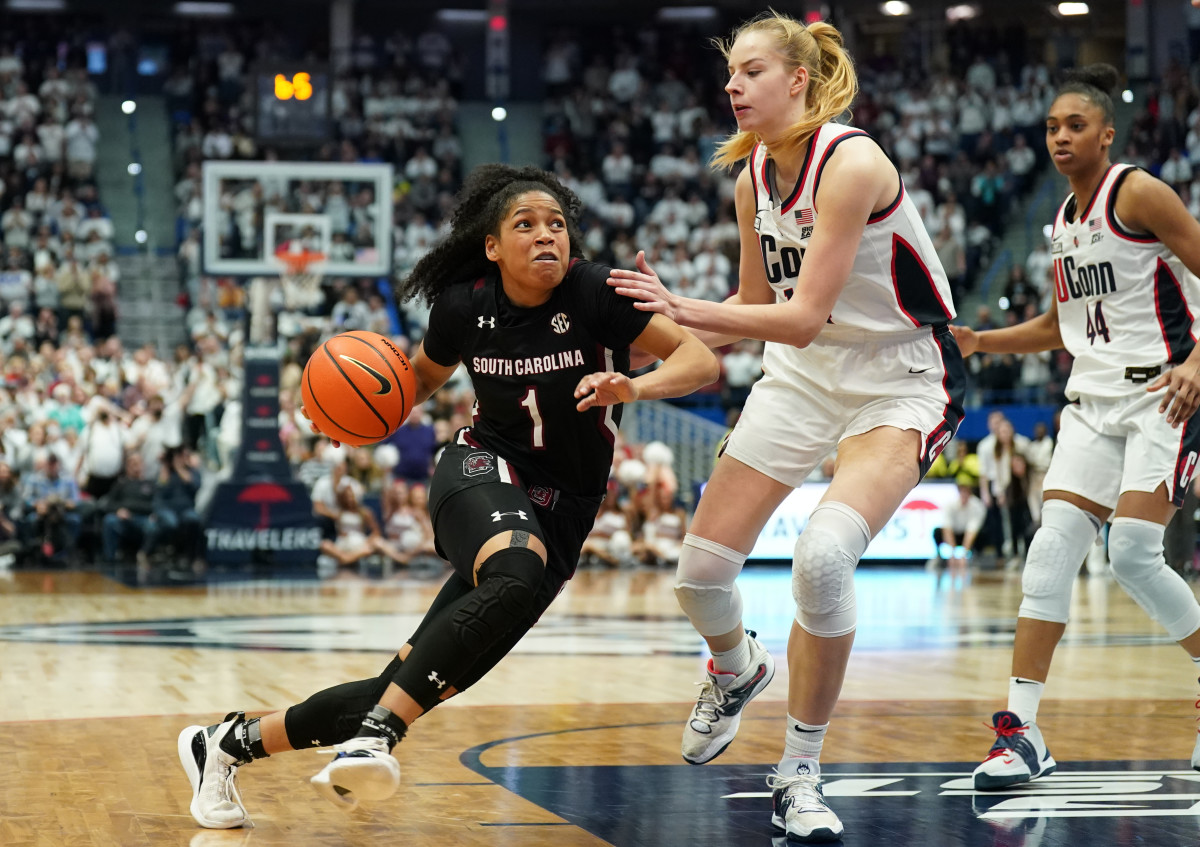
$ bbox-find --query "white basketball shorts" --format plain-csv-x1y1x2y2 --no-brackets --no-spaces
722,325,965,489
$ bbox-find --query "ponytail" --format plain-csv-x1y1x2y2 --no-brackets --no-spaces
711,11,858,170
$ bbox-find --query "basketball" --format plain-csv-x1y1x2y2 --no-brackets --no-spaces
301,331,417,446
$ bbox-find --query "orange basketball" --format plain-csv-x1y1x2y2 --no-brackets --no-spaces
301,330,417,446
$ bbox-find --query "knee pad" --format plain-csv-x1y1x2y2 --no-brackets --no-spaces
673,533,746,637
451,546,544,652
793,502,870,637
1109,517,1200,641
1017,499,1100,623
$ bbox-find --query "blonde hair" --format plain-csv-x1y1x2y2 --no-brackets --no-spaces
711,10,858,170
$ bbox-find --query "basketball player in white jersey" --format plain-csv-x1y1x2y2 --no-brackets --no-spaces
608,11,965,842
952,64,1200,792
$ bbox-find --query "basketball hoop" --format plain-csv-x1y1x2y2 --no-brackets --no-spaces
275,248,326,312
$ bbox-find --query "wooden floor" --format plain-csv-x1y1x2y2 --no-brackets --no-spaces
2,562,1199,846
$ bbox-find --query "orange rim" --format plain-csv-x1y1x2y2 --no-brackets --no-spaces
274,249,326,275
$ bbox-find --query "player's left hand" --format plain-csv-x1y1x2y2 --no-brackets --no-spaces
575,372,638,411
1148,362,1200,428
607,251,680,320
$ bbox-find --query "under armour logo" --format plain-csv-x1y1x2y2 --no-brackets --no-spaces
491,509,528,522
478,316,495,329
428,671,447,689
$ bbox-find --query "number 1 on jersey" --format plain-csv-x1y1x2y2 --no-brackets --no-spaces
520,387,545,449
1085,300,1110,344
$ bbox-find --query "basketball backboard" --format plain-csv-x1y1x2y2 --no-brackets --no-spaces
202,161,393,278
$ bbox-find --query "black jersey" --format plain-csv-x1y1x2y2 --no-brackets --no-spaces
422,259,652,497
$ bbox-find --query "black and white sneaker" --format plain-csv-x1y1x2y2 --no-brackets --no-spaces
178,712,250,829
310,736,401,811
769,761,843,843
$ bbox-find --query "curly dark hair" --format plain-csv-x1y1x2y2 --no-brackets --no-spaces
1056,62,1120,126
398,164,587,306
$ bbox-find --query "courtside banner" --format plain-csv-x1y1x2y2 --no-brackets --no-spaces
744,481,959,560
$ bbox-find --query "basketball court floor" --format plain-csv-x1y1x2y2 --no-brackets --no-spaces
3,561,1199,847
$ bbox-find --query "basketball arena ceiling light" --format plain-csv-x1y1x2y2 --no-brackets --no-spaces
173,2,234,16
945,4,979,21
6,0,65,10
657,6,718,21
1057,2,1089,14
435,9,489,24
880,1,912,16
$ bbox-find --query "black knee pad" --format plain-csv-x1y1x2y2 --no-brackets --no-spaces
451,547,544,653
284,653,403,748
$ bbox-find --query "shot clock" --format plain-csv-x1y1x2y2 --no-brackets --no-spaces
254,64,332,147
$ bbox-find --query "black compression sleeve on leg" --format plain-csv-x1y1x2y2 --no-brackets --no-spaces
390,546,544,711
283,654,403,748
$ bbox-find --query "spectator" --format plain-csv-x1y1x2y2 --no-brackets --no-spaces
20,453,81,562
1024,421,1055,526
77,403,125,499
148,446,203,570
64,113,99,180
377,480,437,567
383,403,436,484
98,453,156,565
932,481,987,583
0,461,22,551
317,483,386,569
580,483,633,567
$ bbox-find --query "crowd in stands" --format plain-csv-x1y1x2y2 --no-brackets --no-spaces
536,24,1054,316
7,14,1200,577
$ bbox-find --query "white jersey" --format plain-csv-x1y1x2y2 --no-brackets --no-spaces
1051,163,1200,400
748,123,956,351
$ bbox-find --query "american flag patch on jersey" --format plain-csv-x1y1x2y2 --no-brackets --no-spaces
1088,218,1101,231
795,208,814,225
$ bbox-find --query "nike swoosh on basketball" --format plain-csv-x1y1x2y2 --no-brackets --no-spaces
908,366,934,374
339,355,393,395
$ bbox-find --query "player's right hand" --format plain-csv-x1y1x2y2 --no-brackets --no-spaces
948,324,978,356
300,405,341,448
607,251,680,321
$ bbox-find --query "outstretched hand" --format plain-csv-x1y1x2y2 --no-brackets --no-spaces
575,371,638,411
607,250,680,321
948,324,979,356
1148,361,1200,428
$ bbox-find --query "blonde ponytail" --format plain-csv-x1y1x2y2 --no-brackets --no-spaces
711,12,858,170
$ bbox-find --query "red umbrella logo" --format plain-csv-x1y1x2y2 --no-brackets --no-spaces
237,482,293,530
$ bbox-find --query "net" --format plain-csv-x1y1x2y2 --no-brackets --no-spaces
276,249,326,312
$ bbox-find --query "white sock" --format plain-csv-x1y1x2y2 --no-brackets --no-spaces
711,632,751,678
782,714,827,768
1007,676,1045,724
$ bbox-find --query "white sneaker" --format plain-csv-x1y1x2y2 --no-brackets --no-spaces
973,710,1057,790
681,632,774,765
177,712,250,829
769,763,844,843
310,736,400,810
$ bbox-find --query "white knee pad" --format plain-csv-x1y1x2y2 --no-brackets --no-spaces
1109,517,1200,642
674,533,746,637
793,502,871,638
1018,499,1100,624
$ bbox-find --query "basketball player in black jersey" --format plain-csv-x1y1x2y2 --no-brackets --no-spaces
177,165,718,829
